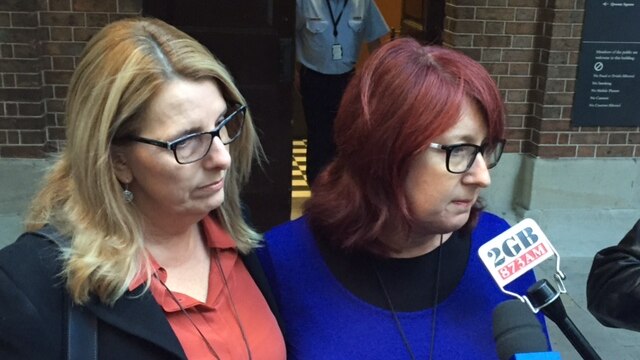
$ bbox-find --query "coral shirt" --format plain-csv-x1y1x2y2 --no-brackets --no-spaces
129,216,285,360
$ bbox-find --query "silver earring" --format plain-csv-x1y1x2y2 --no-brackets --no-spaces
123,184,134,203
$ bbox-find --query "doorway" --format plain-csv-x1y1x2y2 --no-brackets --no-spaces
143,0,296,232
291,0,447,219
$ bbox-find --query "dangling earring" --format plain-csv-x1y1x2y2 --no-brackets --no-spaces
123,183,134,203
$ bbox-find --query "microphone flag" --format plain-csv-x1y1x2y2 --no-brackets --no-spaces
479,218,557,289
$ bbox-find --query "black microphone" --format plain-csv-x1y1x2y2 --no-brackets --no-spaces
480,218,602,360
493,299,561,360
527,280,602,360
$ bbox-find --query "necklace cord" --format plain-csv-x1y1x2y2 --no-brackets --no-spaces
429,233,444,359
155,273,221,360
213,250,254,360
375,268,417,360
374,233,445,360
154,248,253,360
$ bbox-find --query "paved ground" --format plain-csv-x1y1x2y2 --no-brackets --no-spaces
1,159,638,359
536,258,638,359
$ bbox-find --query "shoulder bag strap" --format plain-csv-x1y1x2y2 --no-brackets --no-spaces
32,225,98,360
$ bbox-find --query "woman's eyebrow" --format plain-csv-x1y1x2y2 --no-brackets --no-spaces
169,127,205,141
168,105,228,140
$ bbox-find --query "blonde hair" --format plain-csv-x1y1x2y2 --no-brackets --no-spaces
26,17,263,305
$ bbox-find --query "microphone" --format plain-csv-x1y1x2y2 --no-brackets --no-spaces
493,299,561,360
479,218,602,360
527,280,602,360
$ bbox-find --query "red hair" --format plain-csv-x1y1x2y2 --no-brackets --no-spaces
305,38,506,254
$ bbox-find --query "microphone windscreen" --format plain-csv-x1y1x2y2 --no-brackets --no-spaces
493,299,549,360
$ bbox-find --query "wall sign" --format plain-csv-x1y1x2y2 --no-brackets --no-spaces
572,1,640,127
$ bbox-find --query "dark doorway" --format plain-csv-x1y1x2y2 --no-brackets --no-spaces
401,0,444,45
143,1,295,231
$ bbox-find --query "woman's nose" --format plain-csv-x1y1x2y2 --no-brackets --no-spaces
202,136,231,170
463,153,491,188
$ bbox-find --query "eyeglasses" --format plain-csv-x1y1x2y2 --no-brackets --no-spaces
429,139,506,174
126,104,246,165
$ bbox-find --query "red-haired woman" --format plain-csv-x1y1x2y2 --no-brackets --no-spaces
259,38,549,359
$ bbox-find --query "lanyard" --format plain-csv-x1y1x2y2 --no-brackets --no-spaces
325,0,349,38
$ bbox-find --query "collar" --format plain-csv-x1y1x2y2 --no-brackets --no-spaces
128,215,237,291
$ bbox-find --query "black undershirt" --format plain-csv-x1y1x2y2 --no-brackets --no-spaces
316,231,472,312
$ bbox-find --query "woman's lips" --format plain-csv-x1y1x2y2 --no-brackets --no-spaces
452,198,474,208
197,178,224,193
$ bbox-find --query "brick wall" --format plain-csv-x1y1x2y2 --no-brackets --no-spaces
0,0,141,158
444,0,639,158
2,0,639,159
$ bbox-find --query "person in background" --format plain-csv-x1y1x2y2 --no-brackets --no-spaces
0,17,285,359
296,0,389,184
259,38,548,359
587,218,640,332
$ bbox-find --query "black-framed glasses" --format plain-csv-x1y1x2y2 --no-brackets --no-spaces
126,104,246,165
429,139,506,174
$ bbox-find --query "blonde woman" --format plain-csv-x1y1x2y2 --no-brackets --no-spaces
0,18,285,359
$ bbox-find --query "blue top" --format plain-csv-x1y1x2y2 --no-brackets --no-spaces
259,212,549,359
296,0,389,74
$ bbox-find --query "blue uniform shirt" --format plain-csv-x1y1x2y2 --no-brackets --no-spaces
296,0,389,75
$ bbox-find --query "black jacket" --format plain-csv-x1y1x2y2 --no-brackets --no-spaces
586,218,640,332
0,231,281,359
